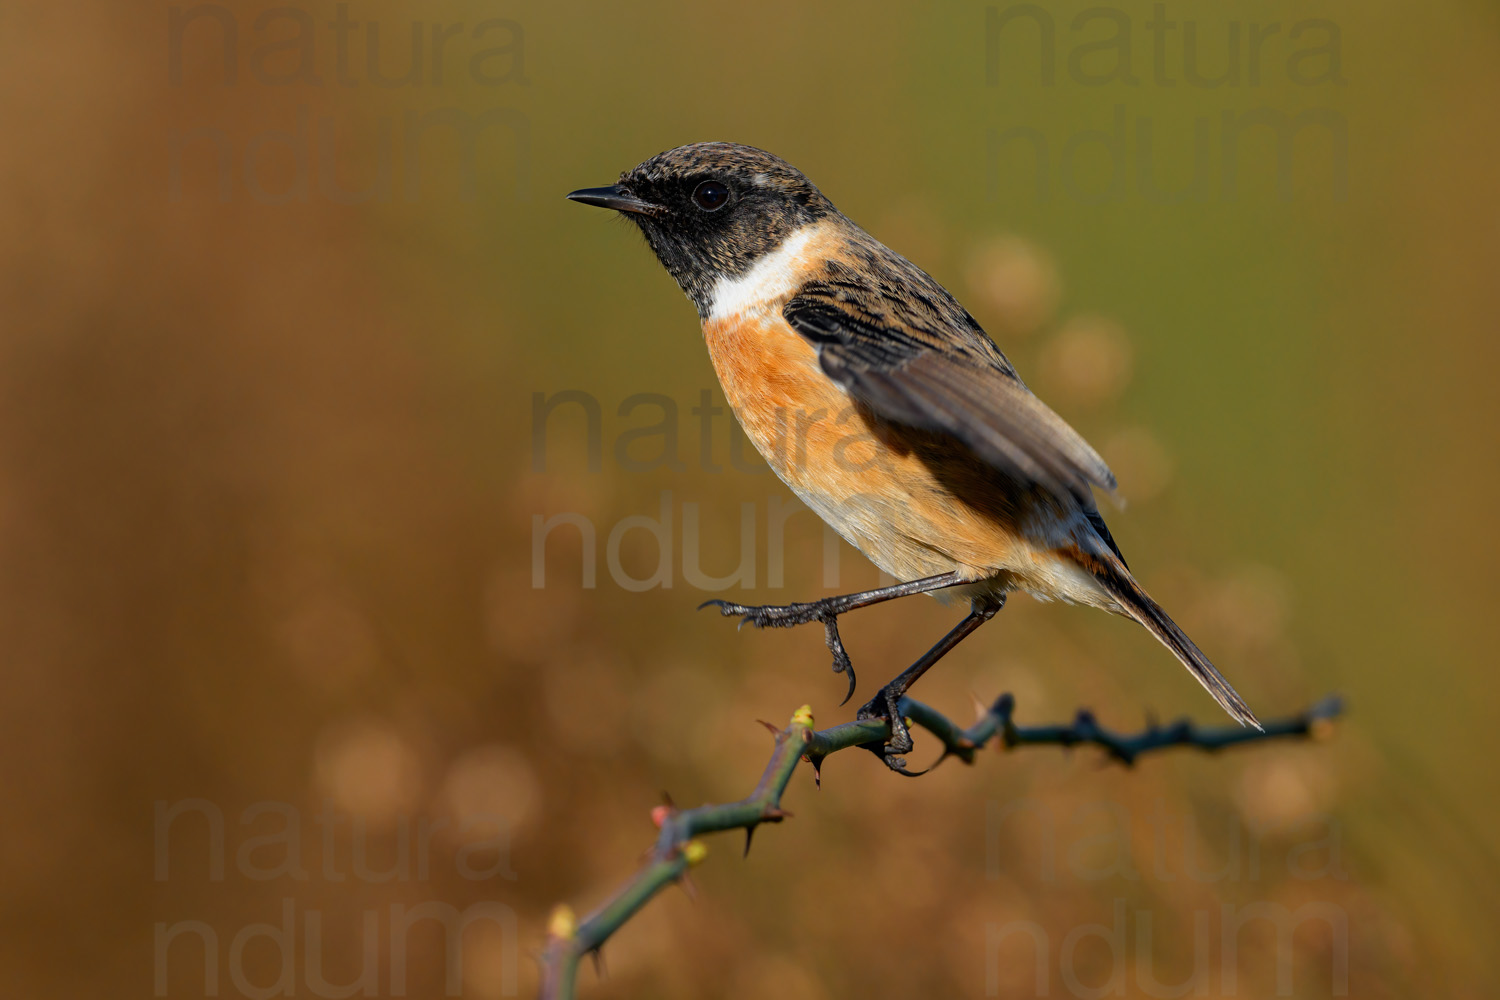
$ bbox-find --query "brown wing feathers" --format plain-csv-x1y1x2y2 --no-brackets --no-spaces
783,280,1117,504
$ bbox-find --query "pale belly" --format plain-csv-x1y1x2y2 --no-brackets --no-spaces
700,311,1109,607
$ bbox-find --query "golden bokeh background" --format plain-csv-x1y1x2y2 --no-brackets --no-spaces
4,1,1498,997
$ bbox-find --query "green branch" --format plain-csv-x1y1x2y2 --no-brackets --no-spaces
537,694,1343,998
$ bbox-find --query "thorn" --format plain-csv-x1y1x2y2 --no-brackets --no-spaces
761,806,792,821
589,947,606,979
970,692,988,721
756,719,780,737
661,790,676,808
743,824,755,858
677,872,698,901
810,757,823,789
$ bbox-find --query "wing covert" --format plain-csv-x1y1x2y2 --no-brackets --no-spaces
782,285,1118,503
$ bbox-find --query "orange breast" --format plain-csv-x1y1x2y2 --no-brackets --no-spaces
701,311,1034,584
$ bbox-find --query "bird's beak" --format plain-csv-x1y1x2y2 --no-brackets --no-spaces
566,185,664,217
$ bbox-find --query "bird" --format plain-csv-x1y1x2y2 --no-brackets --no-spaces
567,142,1259,772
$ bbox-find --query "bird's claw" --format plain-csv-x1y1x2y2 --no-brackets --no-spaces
822,615,857,705
699,597,858,701
856,684,925,775
697,598,815,629
876,753,928,777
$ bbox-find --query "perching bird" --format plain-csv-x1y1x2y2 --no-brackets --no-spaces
568,142,1258,771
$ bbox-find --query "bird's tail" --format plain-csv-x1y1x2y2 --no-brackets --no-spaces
1080,546,1262,730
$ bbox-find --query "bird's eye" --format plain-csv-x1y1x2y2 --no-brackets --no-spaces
692,180,730,211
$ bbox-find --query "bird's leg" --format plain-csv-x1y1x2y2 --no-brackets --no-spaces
856,593,1005,775
699,571,965,704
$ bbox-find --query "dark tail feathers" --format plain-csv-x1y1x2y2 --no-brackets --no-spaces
1087,553,1262,730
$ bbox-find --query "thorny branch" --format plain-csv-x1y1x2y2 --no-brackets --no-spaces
537,692,1343,999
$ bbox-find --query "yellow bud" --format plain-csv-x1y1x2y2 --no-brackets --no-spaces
682,839,709,866
547,904,577,940
791,704,815,729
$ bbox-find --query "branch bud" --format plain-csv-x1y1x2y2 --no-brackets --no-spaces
547,904,577,941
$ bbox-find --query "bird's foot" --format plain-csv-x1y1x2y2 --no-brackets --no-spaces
856,684,925,776
698,597,826,629
699,597,857,704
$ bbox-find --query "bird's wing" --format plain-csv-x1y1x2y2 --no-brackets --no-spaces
782,276,1117,504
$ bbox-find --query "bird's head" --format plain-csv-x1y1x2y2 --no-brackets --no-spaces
568,142,837,315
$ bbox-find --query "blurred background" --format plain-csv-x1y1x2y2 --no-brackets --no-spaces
4,0,1499,996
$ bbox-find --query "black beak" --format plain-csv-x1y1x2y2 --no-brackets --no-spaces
566,185,664,217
